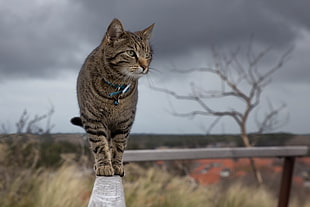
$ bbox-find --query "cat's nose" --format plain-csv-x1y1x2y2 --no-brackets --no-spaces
141,65,148,73
139,58,149,73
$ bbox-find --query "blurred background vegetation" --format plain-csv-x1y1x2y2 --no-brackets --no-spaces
0,109,309,207
0,132,309,207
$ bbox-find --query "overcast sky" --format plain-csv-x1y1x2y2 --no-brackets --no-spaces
1,0,309,134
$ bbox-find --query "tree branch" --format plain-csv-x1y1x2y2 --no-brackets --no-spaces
152,45,292,137
256,47,293,87
255,103,287,134
151,85,243,126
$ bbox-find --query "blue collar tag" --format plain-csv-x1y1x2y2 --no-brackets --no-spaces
102,76,131,105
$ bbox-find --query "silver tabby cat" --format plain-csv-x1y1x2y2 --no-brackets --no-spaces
71,19,154,176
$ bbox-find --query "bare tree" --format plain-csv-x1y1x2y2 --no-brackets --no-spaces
0,122,10,134
15,106,55,134
153,46,292,184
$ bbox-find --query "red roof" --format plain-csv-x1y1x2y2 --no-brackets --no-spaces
189,157,310,186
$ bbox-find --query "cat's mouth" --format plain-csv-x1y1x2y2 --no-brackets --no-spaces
125,66,148,77
134,66,148,74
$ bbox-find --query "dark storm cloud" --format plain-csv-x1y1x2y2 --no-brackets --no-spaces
0,0,309,79
262,0,310,29
0,2,84,79
75,0,304,52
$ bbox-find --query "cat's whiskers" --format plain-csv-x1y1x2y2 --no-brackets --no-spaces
143,67,161,87
148,67,161,74
145,73,155,87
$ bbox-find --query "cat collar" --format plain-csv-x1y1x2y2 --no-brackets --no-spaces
102,76,131,105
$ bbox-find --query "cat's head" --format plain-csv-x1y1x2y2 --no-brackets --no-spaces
102,19,154,79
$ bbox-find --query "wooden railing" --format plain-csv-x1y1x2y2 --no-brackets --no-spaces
88,146,309,207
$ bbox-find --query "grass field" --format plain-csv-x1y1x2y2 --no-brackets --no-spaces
0,162,309,207
0,134,309,207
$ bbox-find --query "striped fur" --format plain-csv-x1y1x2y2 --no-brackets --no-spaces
74,19,154,176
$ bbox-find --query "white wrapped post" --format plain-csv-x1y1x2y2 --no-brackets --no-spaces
88,176,126,207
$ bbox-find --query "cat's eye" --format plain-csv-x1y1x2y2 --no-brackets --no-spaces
127,50,136,57
145,53,151,58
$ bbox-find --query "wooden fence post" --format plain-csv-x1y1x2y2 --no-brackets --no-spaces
88,176,126,207
277,157,296,207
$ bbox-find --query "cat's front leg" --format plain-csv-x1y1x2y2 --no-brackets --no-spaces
111,133,128,177
87,130,114,176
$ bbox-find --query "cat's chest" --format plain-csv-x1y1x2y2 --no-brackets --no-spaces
97,102,136,129
96,88,138,115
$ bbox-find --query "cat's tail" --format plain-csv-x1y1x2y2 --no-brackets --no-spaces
70,117,83,127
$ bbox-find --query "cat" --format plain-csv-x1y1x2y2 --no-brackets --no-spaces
71,18,154,176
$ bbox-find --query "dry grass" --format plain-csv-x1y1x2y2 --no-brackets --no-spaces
35,165,92,207
0,164,93,207
215,183,275,207
1,134,309,206
0,162,309,207
123,164,309,207
124,164,214,207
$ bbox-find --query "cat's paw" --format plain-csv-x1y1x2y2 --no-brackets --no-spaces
113,165,124,177
95,165,114,176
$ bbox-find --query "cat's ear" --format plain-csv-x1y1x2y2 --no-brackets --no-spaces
106,19,125,42
141,23,155,40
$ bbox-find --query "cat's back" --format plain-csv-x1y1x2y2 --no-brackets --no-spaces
77,47,101,83
76,47,108,115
